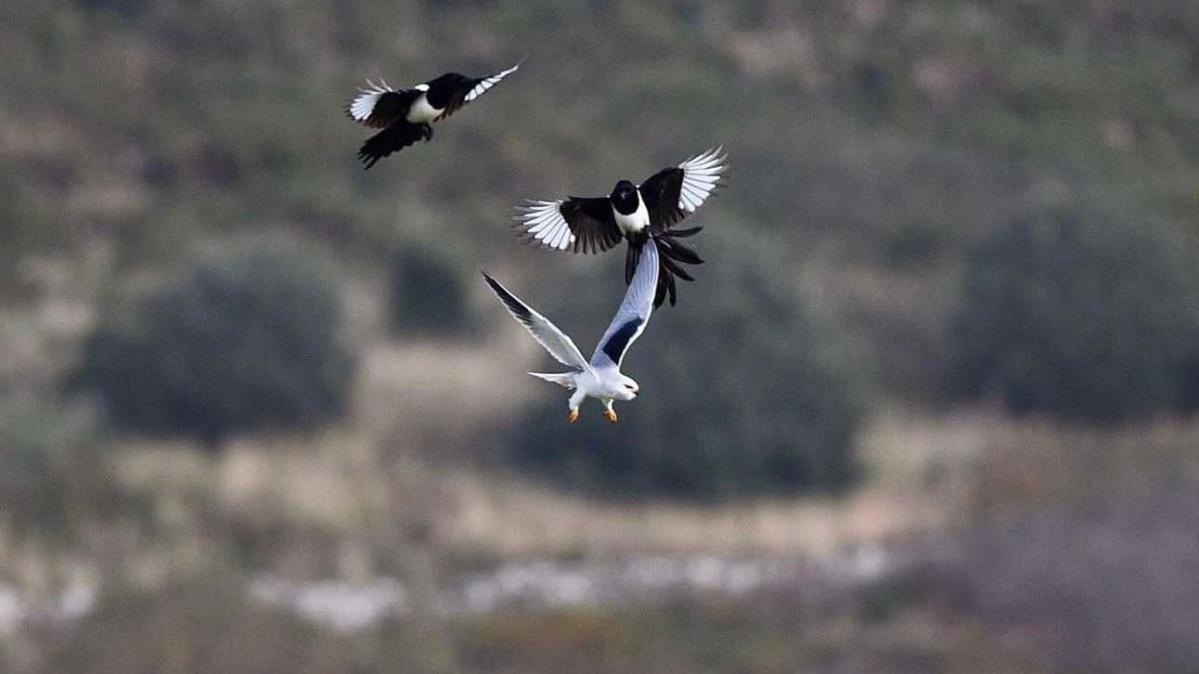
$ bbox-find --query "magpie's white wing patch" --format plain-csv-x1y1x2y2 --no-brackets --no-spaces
434,63,521,121
464,62,521,103
514,200,576,251
347,79,395,124
638,146,727,231
515,196,622,255
675,146,726,213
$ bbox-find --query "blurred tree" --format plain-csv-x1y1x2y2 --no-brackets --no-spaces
388,245,472,338
78,239,357,448
946,199,1199,422
506,232,862,501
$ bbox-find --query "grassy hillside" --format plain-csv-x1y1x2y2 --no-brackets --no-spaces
4,1,1197,397
3,1,1199,672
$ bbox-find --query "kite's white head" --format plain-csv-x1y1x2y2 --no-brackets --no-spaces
614,374,639,401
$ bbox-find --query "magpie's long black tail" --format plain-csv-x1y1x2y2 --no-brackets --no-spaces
358,122,431,168
624,229,705,308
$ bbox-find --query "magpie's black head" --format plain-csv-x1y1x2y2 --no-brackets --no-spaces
609,180,639,215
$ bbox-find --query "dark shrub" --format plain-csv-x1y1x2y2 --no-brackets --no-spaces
504,232,862,501
388,245,471,338
946,201,1199,422
79,240,356,448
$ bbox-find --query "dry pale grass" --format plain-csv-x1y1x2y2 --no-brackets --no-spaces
344,255,569,443
962,412,1199,519
434,408,1199,559
99,352,1199,579
105,405,977,574
435,407,989,559
354,340,529,442
438,471,948,558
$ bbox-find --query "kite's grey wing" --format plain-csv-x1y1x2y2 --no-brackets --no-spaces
482,272,590,371
590,240,660,369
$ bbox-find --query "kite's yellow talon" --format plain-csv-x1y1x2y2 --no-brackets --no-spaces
603,408,618,424
568,409,579,424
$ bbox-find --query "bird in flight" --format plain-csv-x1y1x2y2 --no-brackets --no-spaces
513,147,726,307
345,62,521,168
482,240,661,424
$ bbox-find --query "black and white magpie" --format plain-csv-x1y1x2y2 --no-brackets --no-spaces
513,147,727,307
345,63,520,168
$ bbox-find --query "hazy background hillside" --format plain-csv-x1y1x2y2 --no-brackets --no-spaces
2,1,1199,672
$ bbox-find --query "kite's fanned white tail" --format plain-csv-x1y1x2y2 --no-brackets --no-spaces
528,372,577,389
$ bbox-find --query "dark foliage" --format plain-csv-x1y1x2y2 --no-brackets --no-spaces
388,245,471,338
78,241,357,448
507,233,862,501
946,201,1199,422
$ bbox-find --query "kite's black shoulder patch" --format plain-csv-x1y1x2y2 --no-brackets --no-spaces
602,318,642,363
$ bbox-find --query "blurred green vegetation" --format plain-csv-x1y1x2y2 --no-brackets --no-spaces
389,244,473,338
947,197,1199,421
77,239,356,447
2,1,1199,672
2,0,1195,409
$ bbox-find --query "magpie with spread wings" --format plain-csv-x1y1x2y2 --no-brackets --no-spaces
345,63,520,168
513,147,727,307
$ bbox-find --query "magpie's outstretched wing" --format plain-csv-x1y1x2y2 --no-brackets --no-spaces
639,147,727,232
345,82,420,128
430,62,521,121
514,196,623,254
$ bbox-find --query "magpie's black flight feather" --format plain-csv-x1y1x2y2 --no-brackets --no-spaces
357,122,431,169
